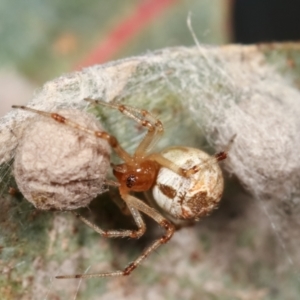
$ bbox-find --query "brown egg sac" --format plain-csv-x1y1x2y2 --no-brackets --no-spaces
13,109,111,210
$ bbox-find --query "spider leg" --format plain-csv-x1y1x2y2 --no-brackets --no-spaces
55,204,146,279
182,134,236,176
102,179,130,214
149,150,228,177
182,151,227,176
103,179,120,188
108,185,131,215
147,153,190,177
56,193,175,279
85,98,164,158
12,105,132,163
148,135,236,177
70,203,145,239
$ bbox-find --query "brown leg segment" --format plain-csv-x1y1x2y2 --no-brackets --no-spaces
56,194,175,279
72,205,146,239
84,98,164,159
148,149,229,178
12,105,132,163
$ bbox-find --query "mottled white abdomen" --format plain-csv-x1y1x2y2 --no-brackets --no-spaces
152,147,224,220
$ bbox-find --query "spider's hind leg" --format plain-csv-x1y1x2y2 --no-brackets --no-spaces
56,193,175,279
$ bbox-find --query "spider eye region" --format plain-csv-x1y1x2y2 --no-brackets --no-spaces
113,161,159,192
126,174,136,188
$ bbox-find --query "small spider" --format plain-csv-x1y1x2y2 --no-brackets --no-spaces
12,99,227,279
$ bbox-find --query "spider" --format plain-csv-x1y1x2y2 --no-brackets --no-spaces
12,98,227,279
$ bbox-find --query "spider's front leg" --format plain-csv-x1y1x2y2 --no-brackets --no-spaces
148,149,228,178
12,104,132,163
85,98,164,157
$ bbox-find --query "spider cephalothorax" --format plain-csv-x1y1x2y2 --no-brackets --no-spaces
113,160,159,192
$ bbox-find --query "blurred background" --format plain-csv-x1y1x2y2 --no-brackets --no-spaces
1,0,300,117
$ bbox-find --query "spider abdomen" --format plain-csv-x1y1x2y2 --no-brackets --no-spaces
152,147,224,220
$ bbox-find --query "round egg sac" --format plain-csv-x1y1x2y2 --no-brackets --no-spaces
14,109,111,210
